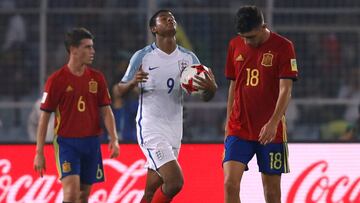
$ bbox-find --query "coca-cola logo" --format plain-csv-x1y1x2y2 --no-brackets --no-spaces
287,160,360,203
0,158,147,203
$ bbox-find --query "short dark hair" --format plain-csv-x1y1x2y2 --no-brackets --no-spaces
235,6,264,34
149,9,173,35
64,27,94,53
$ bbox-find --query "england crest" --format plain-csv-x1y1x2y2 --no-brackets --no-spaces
178,59,189,71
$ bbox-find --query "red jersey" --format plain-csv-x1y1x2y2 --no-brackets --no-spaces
225,32,298,142
40,65,111,138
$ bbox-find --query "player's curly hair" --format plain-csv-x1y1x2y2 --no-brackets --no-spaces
64,27,94,53
235,6,264,34
149,9,173,36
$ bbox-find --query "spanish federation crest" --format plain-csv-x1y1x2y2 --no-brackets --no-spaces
178,59,189,71
261,52,273,67
89,79,98,93
62,161,71,173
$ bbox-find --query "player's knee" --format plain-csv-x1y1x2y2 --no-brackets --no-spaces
171,181,184,194
164,179,183,197
62,190,79,202
79,190,90,202
224,179,240,194
263,188,281,203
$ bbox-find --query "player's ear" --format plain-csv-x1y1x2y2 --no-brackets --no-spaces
69,46,77,55
150,26,157,35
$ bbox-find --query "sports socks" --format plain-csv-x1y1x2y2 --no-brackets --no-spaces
140,196,147,203
151,187,172,203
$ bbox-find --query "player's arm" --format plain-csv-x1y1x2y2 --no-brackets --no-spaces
259,79,293,144
225,80,235,138
194,68,218,102
116,67,148,97
101,105,120,158
33,110,51,177
116,50,149,97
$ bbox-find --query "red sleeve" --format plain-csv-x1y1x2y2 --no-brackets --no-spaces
225,40,236,80
98,73,111,106
40,75,61,112
278,41,298,80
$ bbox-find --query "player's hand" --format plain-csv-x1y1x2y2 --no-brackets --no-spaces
131,65,149,86
34,153,46,177
258,121,278,145
193,68,218,101
193,68,217,92
109,139,120,158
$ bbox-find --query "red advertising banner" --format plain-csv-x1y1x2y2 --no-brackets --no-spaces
0,144,223,203
0,144,359,203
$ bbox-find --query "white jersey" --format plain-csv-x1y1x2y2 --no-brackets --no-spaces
122,43,200,148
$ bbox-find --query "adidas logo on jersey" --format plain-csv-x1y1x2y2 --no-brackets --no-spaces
236,54,244,61
66,85,73,92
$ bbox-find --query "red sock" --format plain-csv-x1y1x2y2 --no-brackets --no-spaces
140,196,147,203
151,187,172,203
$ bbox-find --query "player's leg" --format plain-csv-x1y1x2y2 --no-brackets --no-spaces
79,136,105,202
79,184,92,203
261,173,281,203
256,142,289,203
138,134,182,202
223,161,246,203
61,175,81,202
223,136,256,203
142,169,163,202
54,136,82,202
140,144,182,202
154,159,184,201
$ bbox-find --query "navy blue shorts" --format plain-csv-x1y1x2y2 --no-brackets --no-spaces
54,135,104,184
223,136,290,174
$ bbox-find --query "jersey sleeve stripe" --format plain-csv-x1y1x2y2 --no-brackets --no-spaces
279,77,298,81
121,45,153,83
40,108,54,113
226,77,236,80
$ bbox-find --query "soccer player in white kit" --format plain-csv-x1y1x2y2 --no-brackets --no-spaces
116,10,217,203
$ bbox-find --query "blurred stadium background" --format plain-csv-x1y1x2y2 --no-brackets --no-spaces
0,0,359,143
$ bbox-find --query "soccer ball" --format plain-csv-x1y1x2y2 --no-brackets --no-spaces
180,64,209,96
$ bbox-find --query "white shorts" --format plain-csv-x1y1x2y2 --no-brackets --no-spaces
139,138,180,170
